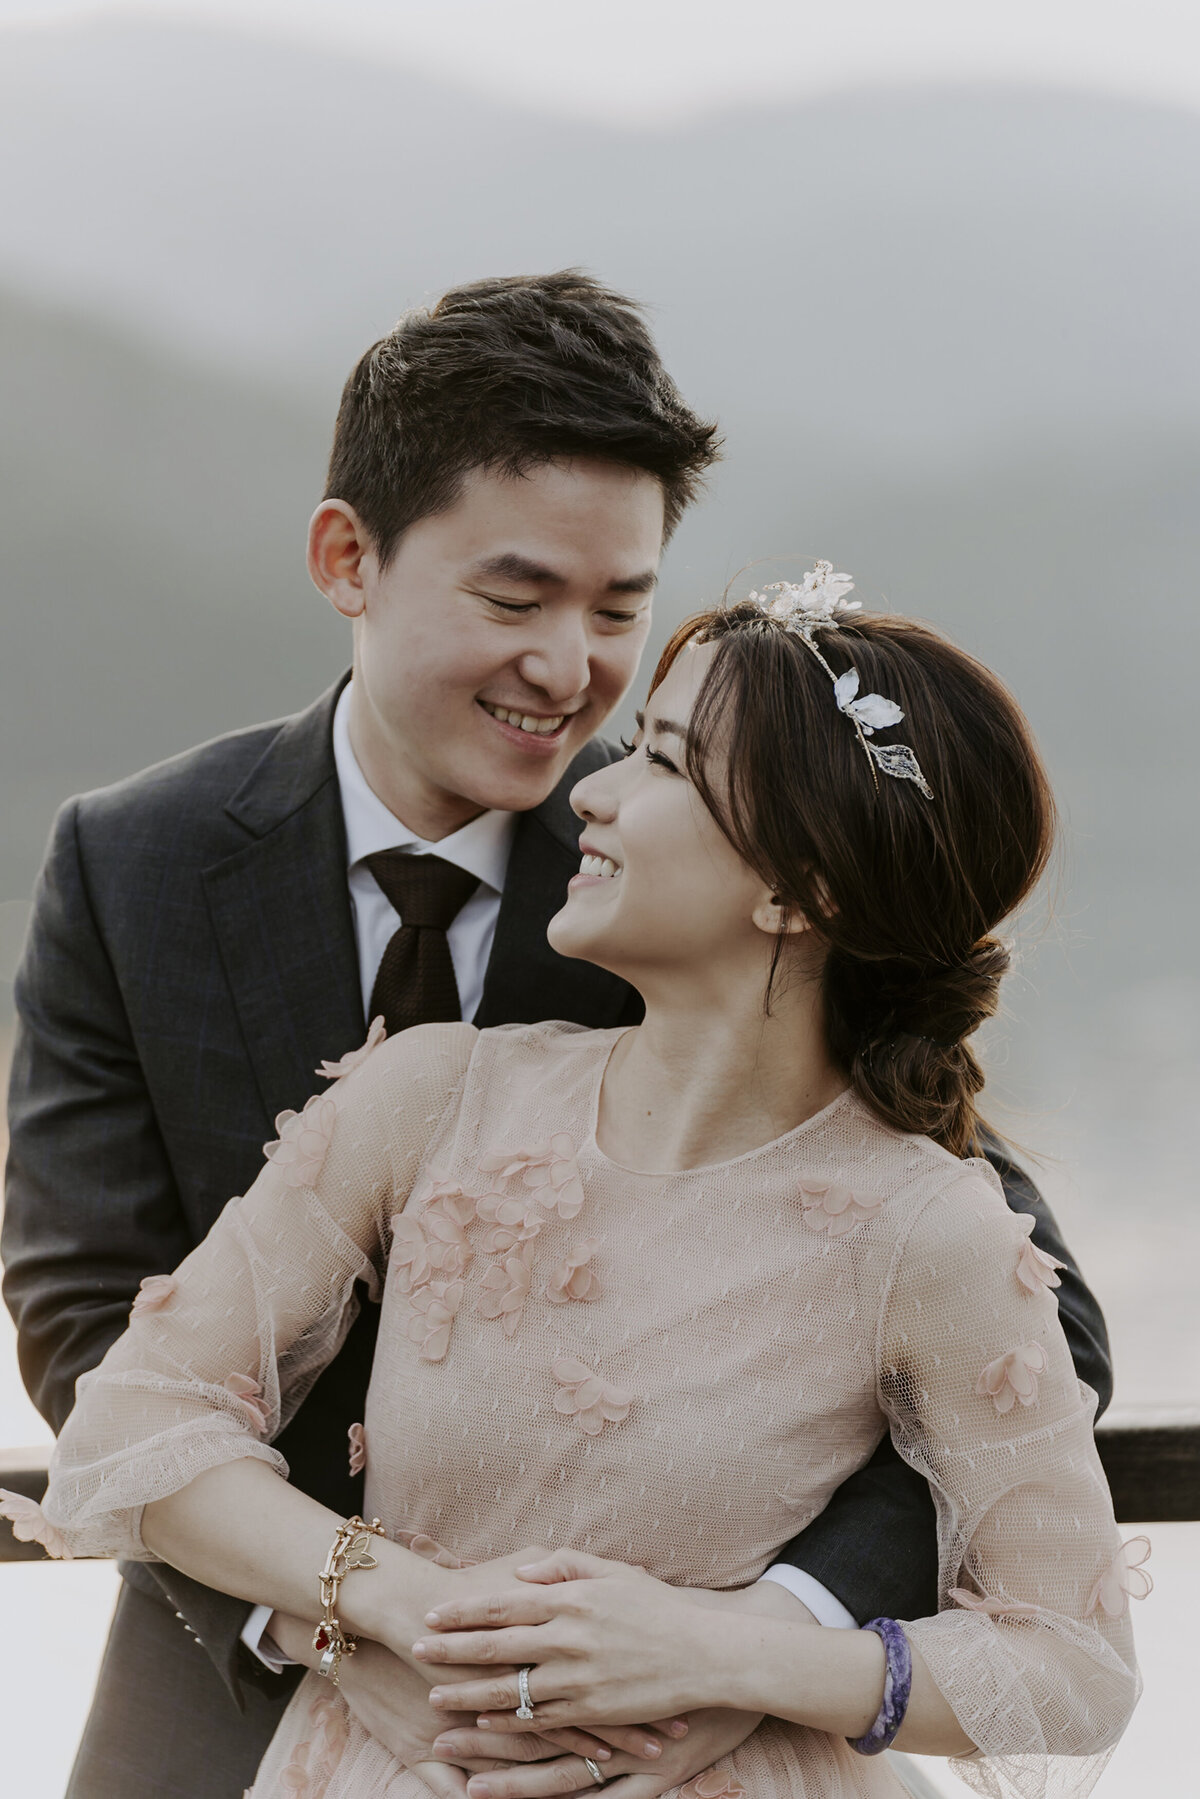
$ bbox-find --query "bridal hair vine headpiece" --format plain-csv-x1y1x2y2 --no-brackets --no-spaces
746,562,935,801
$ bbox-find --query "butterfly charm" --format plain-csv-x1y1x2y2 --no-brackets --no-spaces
334,1529,382,1578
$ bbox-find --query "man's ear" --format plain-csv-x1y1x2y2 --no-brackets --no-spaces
751,891,813,939
308,501,372,620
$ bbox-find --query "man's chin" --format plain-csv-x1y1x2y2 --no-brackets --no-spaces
459,743,584,815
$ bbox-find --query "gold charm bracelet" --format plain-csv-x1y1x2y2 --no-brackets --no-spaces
313,1514,386,1685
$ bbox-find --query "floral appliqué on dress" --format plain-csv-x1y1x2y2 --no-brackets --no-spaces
0,1489,73,1559
482,1135,584,1220
976,1343,1048,1414
1012,1213,1066,1293
264,1094,338,1190
798,1177,885,1237
475,1189,543,1255
279,1685,349,1798
393,1139,629,1431
547,1238,601,1304
680,1768,746,1799
315,1016,387,1083
553,1357,633,1436
224,1372,270,1434
1087,1536,1153,1618
406,1280,464,1362
477,1244,534,1336
131,1274,177,1316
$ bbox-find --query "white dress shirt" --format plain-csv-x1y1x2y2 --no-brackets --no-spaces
333,683,516,1024
241,682,848,1671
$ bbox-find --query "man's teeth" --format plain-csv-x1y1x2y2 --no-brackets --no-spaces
580,853,619,880
483,702,565,735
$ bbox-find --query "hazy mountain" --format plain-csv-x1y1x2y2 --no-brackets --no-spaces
0,286,343,896
1,18,1199,452
1,25,1198,1395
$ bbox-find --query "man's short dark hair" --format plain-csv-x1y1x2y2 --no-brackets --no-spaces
324,270,720,563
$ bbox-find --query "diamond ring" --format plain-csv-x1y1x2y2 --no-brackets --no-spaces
516,1666,535,1720
583,1758,607,1787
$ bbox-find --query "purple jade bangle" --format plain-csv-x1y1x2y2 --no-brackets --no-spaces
847,1617,913,1756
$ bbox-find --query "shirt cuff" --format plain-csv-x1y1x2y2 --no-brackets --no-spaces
757,1564,858,1629
240,1603,299,1673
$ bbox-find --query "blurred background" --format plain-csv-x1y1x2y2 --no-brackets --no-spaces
1,2,1197,1794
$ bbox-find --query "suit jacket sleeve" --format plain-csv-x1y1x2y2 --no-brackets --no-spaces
1,798,261,1702
769,1137,1113,1624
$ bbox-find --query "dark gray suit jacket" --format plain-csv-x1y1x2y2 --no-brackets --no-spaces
3,676,1111,1712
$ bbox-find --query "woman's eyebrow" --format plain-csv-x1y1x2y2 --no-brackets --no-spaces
635,710,688,740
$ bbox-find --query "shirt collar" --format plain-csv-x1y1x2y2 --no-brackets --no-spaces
332,682,516,895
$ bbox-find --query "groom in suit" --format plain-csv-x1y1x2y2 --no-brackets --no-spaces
3,271,1110,1799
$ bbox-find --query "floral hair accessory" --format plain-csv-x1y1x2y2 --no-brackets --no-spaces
747,562,934,801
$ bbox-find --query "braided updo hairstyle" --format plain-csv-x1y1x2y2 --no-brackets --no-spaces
649,601,1056,1156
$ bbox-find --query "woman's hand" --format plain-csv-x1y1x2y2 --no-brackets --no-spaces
416,1550,738,1727
267,1610,660,1795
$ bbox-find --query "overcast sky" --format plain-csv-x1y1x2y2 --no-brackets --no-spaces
2,0,1200,123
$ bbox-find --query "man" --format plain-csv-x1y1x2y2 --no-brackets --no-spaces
3,271,1110,1799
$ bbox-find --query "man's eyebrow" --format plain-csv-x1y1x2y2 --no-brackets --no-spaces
470,552,564,585
469,553,657,595
606,570,658,596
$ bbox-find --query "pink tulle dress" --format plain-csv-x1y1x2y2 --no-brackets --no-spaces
16,1022,1139,1798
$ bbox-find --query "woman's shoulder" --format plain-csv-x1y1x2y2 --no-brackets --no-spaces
324,1021,480,1115
834,1098,1013,1249
473,1019,625,1068
870,1125,1023,1278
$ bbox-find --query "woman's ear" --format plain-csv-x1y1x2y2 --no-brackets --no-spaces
751,891,812,938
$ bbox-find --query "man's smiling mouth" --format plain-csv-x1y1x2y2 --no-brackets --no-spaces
480,700,567,736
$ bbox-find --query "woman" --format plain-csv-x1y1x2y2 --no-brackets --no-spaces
4,566,1139,1797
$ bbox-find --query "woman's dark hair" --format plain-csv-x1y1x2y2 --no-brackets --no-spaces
325,270,720,565
650,603,1057,1157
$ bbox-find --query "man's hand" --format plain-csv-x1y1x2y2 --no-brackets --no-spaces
430,1708,764,1799
266,1611,673,1798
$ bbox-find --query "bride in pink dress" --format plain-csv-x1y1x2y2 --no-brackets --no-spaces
6,573,1139,1798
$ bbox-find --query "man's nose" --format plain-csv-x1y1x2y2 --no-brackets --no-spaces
516,617,591,705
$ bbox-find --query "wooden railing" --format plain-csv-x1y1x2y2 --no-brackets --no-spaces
2,1410,1197,1564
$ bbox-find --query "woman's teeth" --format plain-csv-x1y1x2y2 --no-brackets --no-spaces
580,853,619,880
482,702,565,736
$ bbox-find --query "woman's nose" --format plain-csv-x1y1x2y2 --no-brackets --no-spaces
570,759,620,823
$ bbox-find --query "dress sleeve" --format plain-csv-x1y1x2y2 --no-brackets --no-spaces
9,1022,476,1564
878,1167,1140,1799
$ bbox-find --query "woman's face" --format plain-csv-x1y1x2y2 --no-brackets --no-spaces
549,641,778,989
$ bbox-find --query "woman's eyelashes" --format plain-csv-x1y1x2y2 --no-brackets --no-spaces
618,734,679,774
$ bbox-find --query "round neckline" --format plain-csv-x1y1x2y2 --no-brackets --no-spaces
584,1027,855,1178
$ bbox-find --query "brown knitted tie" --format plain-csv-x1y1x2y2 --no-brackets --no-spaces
364,851,481,1035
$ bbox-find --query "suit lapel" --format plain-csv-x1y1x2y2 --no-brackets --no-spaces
476,739,632,1030
202,679,366,1126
